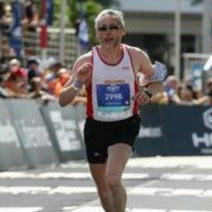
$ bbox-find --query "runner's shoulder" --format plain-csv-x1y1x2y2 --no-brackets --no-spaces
70,51,92,74
125,45,148,59
127,46,149,67
75,51,93,65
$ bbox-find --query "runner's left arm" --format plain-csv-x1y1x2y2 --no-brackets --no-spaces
131,47,166,104
137,49,166,97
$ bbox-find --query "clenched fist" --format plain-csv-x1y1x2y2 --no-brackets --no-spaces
134,86,152,106
76,62,92,84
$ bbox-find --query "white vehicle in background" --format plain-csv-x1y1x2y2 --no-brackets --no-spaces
204,54,212,71
183,53,212,92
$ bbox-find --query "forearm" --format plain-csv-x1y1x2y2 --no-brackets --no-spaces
146,82,163,97
59,57,92,107
59,84,81,107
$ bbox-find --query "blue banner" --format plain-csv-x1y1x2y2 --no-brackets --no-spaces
79,18,89,52
9,0,22,57
47,0,54,25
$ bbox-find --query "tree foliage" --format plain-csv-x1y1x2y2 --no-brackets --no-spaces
84,0,103,45
54,0,105,45
96,0,120,7
67,0,103,45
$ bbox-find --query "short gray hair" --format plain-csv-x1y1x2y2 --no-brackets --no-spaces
95,9,125,29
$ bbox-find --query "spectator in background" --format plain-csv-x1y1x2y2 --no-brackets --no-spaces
23,0,39,31
178,84,197,105
53,68,87,105
23,0,39,56
206,78,212,101
0,3,6,19
44,60,62,94
0,2,6,34
0,3,11,35
0,75,9,98
8,58,26,74
0,36,15,64
164,75,180,104
5,58,28,98
53,68,70,98
151,91,169,104
27,58,42,83
196,78,212,105
28,77,55,101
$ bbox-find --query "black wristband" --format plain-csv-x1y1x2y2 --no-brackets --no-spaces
144,88,153,98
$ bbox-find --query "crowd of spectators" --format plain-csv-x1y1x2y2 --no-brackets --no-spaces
152,74,212,106
0,1,39,34
0,1,41,63
0,57,87,106
0,1,211,107
0,1,88,106
0,56,211,107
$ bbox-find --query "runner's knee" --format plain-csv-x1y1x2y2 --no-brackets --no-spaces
96,183,110,197
105,173,121,188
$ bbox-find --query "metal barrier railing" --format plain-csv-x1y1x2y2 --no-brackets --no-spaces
23,27,78,67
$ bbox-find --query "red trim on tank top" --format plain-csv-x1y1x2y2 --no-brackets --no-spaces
96,45,124,66
125,45,139,115
86,49,94,118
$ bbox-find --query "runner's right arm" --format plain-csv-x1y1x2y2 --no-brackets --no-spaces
59,53,92,107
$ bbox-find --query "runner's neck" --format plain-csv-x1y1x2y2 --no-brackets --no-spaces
98,44,123,64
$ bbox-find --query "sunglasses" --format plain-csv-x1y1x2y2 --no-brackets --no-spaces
97,25,121,32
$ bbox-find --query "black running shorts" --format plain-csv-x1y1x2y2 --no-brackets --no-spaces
83,115,141,164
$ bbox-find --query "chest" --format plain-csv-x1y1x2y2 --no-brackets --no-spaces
92,62,134,84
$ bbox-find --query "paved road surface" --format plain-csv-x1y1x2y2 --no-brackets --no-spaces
0,156,212,212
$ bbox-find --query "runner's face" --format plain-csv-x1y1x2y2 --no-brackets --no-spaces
96,16,126,49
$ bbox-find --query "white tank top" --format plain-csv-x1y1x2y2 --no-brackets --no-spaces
86,44,139,121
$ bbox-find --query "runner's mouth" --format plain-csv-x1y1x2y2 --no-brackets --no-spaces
105,38,114,42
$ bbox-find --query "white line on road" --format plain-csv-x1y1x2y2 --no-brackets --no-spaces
0,172,36,179
130,209,165,212
128,187,205,197
0,186,51,194
0,186,210,197
66,207,212,212
128,187,173,196
49,186,97,195
126,157,212,169
2,171,212,182
171,210,212,212
71,206,103,212
161,174,212,181
0,207,43,212
59,157,212,169
63,206,78,211
0,172,149,180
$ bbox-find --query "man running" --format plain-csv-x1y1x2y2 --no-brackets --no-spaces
59,9,166,212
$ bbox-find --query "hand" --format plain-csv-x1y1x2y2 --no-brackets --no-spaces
76,62,92,84
134,87,152,106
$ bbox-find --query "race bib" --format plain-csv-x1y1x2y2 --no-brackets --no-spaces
96,84,130,114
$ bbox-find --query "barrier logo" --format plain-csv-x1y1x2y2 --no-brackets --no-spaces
203,108,212,130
